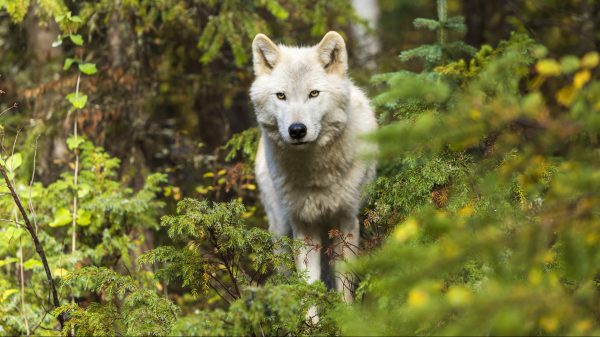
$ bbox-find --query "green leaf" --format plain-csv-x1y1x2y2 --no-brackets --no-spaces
1,289,18,302
0,257,18,267
3,226,25,241
264,0,289,19
23,258,43,270
64,57,76,70
1,153,22,171
69,15,83,23
78,183,91,198
49,208,72,227
66,92,88,109
78,63,97,75
77,209,91,226
69,34,84,46
67,136,84,150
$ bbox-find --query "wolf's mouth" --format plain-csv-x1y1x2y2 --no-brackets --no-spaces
291,141,308,146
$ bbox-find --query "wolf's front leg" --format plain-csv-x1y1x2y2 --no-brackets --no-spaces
334,214,359,303
293,224,322,284
293,224,322,324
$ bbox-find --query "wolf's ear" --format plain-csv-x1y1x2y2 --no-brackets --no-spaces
252,34,280,76
316,31,348,75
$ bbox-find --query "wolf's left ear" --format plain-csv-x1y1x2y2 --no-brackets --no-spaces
252,34,280,76
316,31,348,75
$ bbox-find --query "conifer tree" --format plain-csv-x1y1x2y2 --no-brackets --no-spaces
339,2,600,335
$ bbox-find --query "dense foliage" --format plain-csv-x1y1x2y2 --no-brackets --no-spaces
2,0,600,336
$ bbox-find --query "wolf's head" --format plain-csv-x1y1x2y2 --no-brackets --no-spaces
250,31,351,149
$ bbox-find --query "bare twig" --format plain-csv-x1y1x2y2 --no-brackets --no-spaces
29,136,39,233
9,127,21,186
206,271,237,301
0,102,18,118
0,163,66,330
18,235,31,336
207,228,241,298
0,217,22,225
71,72,81,256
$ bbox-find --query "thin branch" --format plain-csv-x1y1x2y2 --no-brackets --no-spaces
29,309,49,334
206,280,231,305
207,229,241,298
0,217,22,225
206,271,237,301
29,136,39,233
0,163,66,330
17,210,31,336
9,127,20,187
71,72,81,256
0,102,18,118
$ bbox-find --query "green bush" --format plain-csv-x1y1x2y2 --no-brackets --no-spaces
338,4,600,334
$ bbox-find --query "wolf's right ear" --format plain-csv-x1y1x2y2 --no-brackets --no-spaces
317,31,348,75
252,34,280,76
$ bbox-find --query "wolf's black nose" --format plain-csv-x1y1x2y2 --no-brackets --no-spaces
288,123,307,139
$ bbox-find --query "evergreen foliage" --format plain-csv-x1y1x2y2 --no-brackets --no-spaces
339,5,600,335
54,267,177,336
399,0,475,69
139,199,341,336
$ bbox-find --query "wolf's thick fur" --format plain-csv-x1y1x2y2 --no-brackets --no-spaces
250,31,376,301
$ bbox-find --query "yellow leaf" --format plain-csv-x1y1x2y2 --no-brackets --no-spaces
581,51,599,69
54,268,69,278
575,320,592,333
573,70,591,89
241,183,256,190
539,315,559,333
457,205,474,217
469,109,480,120
528,269,542,286
392,218,418,243
446,286,472,306
441,239,460,258
541,250,555,264
407,289,428,308
203,172,215,179
556,85,575,106
585,232,599,245
217,169,227,176
536,59,561,76
1,289,18,302
172,187,181,201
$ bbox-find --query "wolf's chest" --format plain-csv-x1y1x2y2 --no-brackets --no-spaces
273,160,364,224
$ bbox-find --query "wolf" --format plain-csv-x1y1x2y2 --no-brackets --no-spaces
250,31,377,302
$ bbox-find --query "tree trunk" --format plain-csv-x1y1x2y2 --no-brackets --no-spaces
351,0,381,69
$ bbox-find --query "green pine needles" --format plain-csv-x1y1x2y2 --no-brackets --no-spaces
139,198,341,336
400,0,475,69
342,23,600,337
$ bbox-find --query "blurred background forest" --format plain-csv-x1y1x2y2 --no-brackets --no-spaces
1,0,600,335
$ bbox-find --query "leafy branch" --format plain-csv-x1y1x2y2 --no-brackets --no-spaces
0,163,66,330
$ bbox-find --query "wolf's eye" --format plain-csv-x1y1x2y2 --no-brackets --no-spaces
276,92,286,100
309,90,320,98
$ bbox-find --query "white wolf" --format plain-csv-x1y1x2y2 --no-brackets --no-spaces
250,31,377,302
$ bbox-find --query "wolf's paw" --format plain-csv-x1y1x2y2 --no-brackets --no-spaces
307,305,319,326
